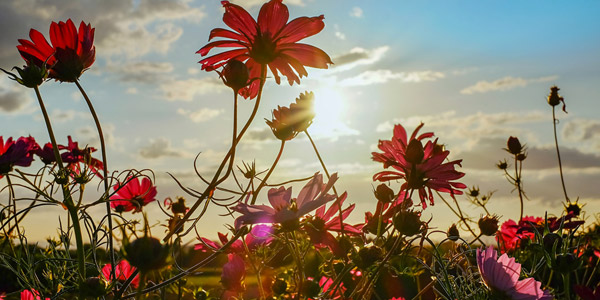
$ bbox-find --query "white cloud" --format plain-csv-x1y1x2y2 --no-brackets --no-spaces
160,78,227,101
340,70,445,87
177,108,224,123
330,46,389,73
461,75,559,94
139,137,189,159
107,61,174,83
349,7,363,18
334,24,346,40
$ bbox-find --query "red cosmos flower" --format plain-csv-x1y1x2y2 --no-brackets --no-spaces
304,192,363,255
110,177,157,213
20,289,50,300
198,0,332,99
17,19,95,82
101,260,140,288
372,123,466,208
0,136,39,178
61,136,103,178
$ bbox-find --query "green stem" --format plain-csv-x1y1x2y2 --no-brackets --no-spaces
552,106,569,202
305,130,346,237
251,140,285,204
515,155,525,222
74,80,115,281
33,86,86,281
164,64,267,241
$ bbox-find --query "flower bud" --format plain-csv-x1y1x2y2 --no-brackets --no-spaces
554,253,577,273
393,210,422,236
497,160,508,170
356,245,383,270
272,278,287,295
547,86,562,106
79,277,107,298
124,236,169,272
468,186,480,197
1,63,47,88
506,136,523,155
565,202,582,217
221,60,249,91
304,250,322,278
405,139,425,164
374,184,395,203
447,224,460,241
478,215,499,236
543,233,562,251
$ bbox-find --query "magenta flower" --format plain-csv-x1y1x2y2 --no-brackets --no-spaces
194,225,274,254
61,136,104,178
0,136,39,178
101,260,140,288
109,176,157,213
221,253,246,293
372,123,466,208
232,173,338,230
304,192,362,254
477,246,553,299
20,289,49,300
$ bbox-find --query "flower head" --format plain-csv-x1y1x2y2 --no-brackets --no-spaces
110,176,157,213
101,260,140,288
0,136,39,177
221,254,245,292
477,246,553,299
198,0,332,99
266,91,316,140
372,123,466,208
17,19,95,82
232,173,338,230
20,289,50,300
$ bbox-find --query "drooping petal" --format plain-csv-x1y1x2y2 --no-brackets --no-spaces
279,43,332,68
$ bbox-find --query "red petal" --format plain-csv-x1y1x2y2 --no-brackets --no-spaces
196,40,247,56
199,48,248,70
209,28,248,43
222,1,258,40
270,56,301,85
279,43,332,69
280,53,307,78
278,15,325,44
258,0,288,36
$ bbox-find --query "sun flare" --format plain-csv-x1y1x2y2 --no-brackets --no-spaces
309,87,356,139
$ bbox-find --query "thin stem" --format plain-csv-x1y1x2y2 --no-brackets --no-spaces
251,140,285,204
552,106,569,202
33,86,86,281
305,130,346,236
515,155,524,222
74,80,115,281
164,64,267,241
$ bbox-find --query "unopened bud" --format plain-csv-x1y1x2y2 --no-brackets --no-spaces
222,60,249,92
506,136,523,155
405,140,425,164
447,224,460,241
393,210,422,236
478,215,499,236
374,184,395,203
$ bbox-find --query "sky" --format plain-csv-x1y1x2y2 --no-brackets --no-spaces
1,0,599,243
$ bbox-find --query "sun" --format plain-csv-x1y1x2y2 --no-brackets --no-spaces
309,88,357,139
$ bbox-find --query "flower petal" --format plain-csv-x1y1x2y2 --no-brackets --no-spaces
222,1,258,40
258,0,289,36
278,15,325,44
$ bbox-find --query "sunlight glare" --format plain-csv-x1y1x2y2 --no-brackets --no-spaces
310,88,357,139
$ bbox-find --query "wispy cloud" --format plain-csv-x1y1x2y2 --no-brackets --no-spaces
461,75,558,94
349,7,363,18
340,70,444,87
177,108,223,123
161,78,226,101
108,61,174,84
139,137,189,159
330,46,389,72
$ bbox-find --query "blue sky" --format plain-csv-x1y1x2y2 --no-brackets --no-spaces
1,0,599,242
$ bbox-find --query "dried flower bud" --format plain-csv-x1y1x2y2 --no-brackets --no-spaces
497,159,508,170
447,224,460,241
547,86,567,112
393,210,422,236
405,139,425,164
468,186,480,197
565,202,582,217
356,245,383,269
221,60,249,92
124,236,169,272
516,153,527,161
374,184,395,203
506,136,523,155
478,215,499,236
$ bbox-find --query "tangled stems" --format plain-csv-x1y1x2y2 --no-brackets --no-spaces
164,64,267,241
552,106,569,203
74,79,116,282
436,191,483,245
251,140,285,204
33,86,86,281
305,130,346,236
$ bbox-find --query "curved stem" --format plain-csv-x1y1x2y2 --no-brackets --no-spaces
552,106,569,202
251,140,285,204
74,80,115,281
33,86,85,281
164,64,267,241
305,130,346,236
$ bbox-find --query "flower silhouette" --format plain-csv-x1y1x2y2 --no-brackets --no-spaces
198,0,332,99
17,19,95,82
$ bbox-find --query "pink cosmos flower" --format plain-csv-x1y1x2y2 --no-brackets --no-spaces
304,192,362,255
0,136,39,178
194,224,274,253
477,246,553,299
20,289,50,300
232,173,338,230
372,123,466,208
109,176,157,213
221,253,246,294
198,0,332,99
101,260,140,288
